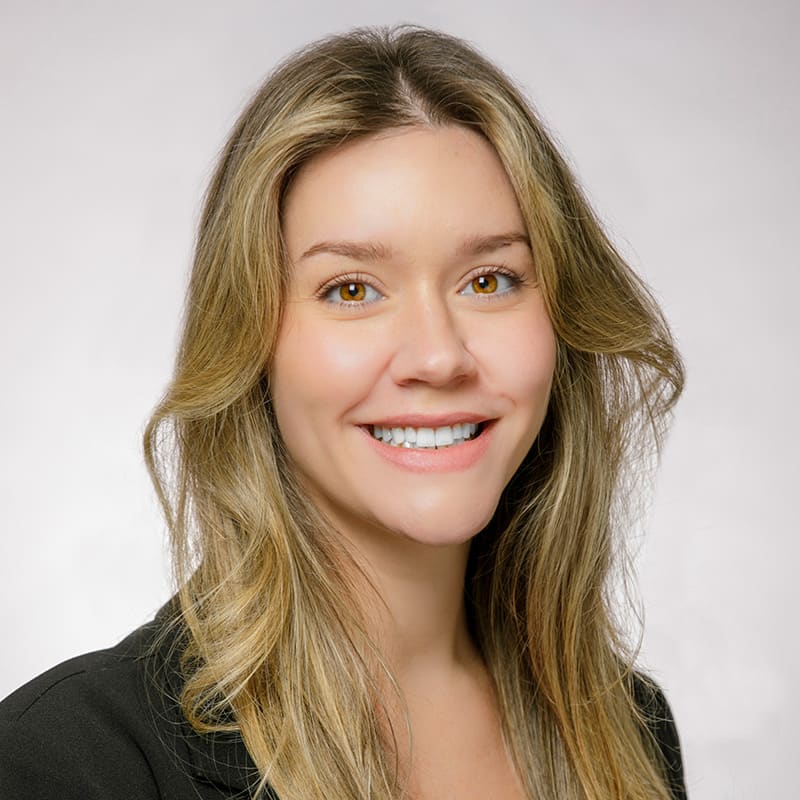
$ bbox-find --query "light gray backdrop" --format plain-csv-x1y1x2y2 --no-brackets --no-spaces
2,1,797,798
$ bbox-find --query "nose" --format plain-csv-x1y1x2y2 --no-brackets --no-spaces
388,297,477,387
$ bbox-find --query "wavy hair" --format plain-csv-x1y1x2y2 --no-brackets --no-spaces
144,25,684,800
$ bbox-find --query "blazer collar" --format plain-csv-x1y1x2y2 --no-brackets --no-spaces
141,603,276,798
181,725,265,797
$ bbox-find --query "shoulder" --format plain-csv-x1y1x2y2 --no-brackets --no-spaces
0,612,202,800
631,672,688,800
0,621,154,724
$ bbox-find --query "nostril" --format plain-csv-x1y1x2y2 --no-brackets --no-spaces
389,335,478,387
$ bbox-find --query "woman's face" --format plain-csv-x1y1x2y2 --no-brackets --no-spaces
271,125,556,551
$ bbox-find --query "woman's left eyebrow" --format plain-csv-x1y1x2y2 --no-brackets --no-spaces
299,232,530,263
456,232,531,257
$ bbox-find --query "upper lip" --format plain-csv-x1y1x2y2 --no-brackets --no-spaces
362,412,493,428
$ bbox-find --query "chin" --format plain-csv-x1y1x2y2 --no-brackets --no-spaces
373,500,498,549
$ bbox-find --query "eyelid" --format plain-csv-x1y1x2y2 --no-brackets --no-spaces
315,272,385,307
458,264,527,296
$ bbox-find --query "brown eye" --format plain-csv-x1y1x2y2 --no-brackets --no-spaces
471,274,498,294
322,279,382,306
339,282,367,301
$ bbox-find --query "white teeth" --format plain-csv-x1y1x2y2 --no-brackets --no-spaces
435,426,454,447
369,421,483,449
416,428,435,447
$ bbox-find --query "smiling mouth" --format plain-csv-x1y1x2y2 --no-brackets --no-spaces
369,421,488,449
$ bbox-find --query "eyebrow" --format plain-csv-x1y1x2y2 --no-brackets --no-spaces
457,232,531,257
299,239,391,262
298,232,531,262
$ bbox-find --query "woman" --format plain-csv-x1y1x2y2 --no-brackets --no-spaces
0,25,686,800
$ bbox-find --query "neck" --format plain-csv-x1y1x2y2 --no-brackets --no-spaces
344,528,480,684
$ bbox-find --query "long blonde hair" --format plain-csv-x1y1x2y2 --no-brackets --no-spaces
144,25,684,800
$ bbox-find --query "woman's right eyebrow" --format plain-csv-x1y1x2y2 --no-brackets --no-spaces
299,240,392,262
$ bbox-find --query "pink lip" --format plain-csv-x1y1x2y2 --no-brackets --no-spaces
359,421,495,474
364,412,491,428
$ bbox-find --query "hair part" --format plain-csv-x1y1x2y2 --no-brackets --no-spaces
145,24,684,800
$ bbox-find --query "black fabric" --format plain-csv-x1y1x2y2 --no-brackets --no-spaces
632,672,688,800
0,607,687,799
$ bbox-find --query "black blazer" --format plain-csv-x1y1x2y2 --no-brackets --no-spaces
0,607,687,799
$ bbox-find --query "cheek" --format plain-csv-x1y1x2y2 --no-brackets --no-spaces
270,313,385,427
469,310,557,401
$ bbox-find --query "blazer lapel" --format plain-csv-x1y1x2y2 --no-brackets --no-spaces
142,603,278,799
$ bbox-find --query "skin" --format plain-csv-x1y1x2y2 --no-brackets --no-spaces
270,125,555,796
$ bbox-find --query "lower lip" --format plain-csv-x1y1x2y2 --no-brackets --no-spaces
359,423,494,473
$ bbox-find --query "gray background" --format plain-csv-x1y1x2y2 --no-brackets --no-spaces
2,1,797,797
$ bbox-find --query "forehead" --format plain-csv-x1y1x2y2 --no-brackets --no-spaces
281,125,526,261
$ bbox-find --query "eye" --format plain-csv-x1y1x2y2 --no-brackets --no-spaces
320,277,383,307
459,269,520,297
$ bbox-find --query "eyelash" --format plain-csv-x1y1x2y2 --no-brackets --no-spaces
460,265,526,299
316,272,384,309
316,266,527,309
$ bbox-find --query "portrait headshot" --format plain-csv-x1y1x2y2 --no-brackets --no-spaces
1,2,796,799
